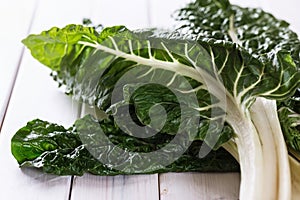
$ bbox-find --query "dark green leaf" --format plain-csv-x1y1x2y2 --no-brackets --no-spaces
11,115,239,176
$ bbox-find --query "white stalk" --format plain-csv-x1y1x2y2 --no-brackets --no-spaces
250,98,279,200
253,98,291,200
226,102,265,200
227,14,289,199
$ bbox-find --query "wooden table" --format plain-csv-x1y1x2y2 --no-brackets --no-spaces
0,0,299,199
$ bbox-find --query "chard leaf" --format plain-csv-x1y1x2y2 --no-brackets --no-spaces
11,119,81,164
281,89,300,114
22,24,300,149
176,0,300,102
23,24,300,103
175,0,300,155
11,115,239,176
175,0,300,66
22,25,125,93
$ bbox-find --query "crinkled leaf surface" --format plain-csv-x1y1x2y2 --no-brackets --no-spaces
175,0,300,155
11,115,239,176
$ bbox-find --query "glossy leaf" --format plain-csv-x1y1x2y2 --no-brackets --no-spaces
11,115,239,176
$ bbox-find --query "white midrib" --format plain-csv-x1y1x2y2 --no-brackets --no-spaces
78,40,230,107
225,96,266,200
228,15,242,46
228,15,296,100
227,14,291,200
227,14,278,200
256,98,291,200
78,41,203,83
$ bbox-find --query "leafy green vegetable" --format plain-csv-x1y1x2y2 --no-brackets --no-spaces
11,115,239,176
20,20,300,200
14,1,300,199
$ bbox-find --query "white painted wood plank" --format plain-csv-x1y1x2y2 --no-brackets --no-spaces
0,43,75,200
0,0,36,127
72,174,159,200
160,173,240,200
0,0,93,199
29,0,93,33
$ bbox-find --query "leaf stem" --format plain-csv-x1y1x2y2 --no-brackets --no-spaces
226,103,265,200
253,98,291,200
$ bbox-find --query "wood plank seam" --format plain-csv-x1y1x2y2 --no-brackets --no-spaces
68,176,75,200
68,102,83,200
158,174,162,200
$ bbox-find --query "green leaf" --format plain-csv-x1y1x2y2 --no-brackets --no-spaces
175,0,300,156
22,25,127,93
175,0,300,101
175,0,300,66
11,119,80,164
11,115,239,176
